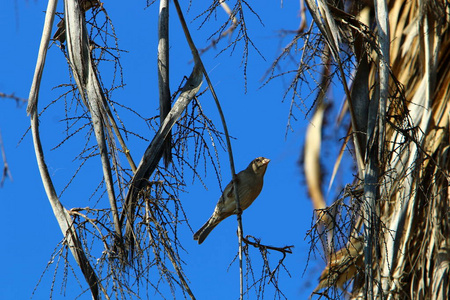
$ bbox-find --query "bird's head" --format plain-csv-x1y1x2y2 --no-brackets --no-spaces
249,157,270,175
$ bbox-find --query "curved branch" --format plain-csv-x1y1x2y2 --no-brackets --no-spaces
27,1,103,299
173,0,245,298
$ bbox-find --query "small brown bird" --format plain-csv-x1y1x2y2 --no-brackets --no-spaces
53,0,101,44
312,236,363,294
193,157,270,244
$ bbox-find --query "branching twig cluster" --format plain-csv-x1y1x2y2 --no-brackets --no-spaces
0,92,28,105
238,236,293,300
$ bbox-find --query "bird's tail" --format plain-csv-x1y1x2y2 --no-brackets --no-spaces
193,217,218,244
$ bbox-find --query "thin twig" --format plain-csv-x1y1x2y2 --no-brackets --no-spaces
0,129,13,186
0,92,28,105
172,0,245,298
145,199,196,299
243,236,294,254
198,0,238,55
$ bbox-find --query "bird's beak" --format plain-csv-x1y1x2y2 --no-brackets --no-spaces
262,158,270,165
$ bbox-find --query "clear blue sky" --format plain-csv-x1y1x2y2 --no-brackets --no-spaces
1,1,350,299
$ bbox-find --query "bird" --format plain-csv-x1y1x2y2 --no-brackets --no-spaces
312,236,363,295
193,157,270,244
53,0,101,44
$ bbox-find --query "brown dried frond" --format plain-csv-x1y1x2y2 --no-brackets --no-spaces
300,0,450,298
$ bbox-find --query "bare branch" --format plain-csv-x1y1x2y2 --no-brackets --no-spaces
0,92,28,105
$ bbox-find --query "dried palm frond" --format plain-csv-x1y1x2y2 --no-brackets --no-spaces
301,0,450,298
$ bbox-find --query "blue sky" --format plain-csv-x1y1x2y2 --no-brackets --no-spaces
0,1,351,299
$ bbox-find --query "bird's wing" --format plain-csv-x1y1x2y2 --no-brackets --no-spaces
224,181,235,199
224,168,248,199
